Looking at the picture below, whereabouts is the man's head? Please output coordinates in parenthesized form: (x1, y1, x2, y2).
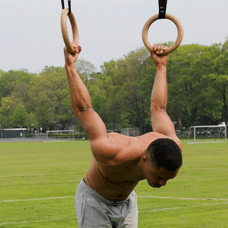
(143, 138, 182, 188)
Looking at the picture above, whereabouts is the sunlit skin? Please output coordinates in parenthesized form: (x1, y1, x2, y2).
(64, 43, 182, 202)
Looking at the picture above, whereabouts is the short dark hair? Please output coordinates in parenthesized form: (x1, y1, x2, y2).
(146, 138, 182, 171)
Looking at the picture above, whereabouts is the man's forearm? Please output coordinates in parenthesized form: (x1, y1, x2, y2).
(150, 64, 167, 111)
(65, 63, 92, 115)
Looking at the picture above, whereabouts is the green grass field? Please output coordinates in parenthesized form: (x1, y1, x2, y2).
(1, 140, 228, 227)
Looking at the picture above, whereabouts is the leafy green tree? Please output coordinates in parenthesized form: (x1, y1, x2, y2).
(27, 66, 75, 130)
(11, 105, 28, 127)
(0, 42, 227, 132)
(75, 59, 97, 81)
(99, 48, 151, 134)
(0, 70, 35, 101)
(26, 112, 39, 130)
(0, 70, 4, 77)
(167, 44, 223, 127)
(98, 61, 124, 131)
(102, 59, 129, 131)
(0, 97, 15, 128)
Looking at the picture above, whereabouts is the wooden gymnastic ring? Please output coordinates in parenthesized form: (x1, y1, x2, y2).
(61, 9, 79, 54)
(142, 13, 183, 55)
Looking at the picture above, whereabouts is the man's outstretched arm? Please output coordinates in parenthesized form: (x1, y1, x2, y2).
(64, 44, 107, 141)
(150, 45, 181, 148)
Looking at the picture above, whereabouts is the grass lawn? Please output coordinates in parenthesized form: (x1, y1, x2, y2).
(0, 140, 228, 227)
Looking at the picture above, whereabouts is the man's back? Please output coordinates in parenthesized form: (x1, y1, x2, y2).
(85, 131, 180, 201)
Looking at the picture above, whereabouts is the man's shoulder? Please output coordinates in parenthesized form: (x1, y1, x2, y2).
(137, 132, 162, 143)
(138, 132, 182, 150)
(90, 132, 132, 164)
(107, 132, 151, 150)
(106, 132, 159, 151)
(90, 132, 147, 166)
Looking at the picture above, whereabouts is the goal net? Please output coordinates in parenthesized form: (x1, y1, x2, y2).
(46, 130, 75, 140)
(187, 124, 227, 144)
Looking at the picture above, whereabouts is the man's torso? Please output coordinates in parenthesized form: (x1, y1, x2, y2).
(84, 132, 168, 201)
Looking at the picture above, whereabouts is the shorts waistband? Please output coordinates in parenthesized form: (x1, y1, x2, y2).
(79, 178, 134, 206)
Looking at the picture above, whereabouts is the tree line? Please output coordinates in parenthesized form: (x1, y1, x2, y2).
(0, 41, 227, 134)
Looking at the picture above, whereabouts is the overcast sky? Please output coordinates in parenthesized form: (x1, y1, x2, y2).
(0, 0, 227, 73)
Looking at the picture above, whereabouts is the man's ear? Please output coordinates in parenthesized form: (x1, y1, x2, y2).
(142, 153, 148, 162)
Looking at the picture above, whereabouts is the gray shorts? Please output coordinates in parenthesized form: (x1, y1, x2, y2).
(75, 179, 138, 228)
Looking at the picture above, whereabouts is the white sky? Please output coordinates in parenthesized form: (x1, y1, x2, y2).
(0, 0, 227, 73)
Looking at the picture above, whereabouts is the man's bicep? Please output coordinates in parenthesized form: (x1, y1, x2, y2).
(77, 109, 107, 141)
(151, 109, 176, 137)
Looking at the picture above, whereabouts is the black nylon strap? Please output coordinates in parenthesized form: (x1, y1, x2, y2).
(68, 0, 71, 14)
(158, 0, 168, 19)
(61, 0, 71, 14)
(61, 0, 65, 10)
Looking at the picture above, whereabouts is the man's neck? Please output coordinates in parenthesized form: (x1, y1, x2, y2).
(135, 156, 147, 181)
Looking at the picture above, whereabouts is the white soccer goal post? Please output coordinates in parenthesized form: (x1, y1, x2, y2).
(46, 130, 75, 140)
(187, 123, 227, 144)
